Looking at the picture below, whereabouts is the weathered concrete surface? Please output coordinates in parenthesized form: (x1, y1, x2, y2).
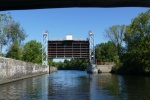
(0, 57, 52, 85)
(97, 65, 114, 73)
(86, 64, 98, 73)
(49, 66, 57, 73)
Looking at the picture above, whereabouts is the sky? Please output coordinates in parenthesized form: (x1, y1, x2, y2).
(2, 7, 149, 45)
(1, 7, 149, 61)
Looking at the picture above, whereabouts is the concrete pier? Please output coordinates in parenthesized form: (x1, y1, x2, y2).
(86, 64, 98, 73)
(97, 65, 114, 73)
(49, 66, 57, 73)
(86, 64, 114, 73)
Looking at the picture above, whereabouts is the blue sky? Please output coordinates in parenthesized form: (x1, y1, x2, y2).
(1, 7, 149, 61)
(2, 7, 148, 45)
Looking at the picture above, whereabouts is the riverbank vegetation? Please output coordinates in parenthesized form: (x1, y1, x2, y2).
(102, 9, 150, 75)
(0, 13, 42, 64)
(119, 9, 150, 75)
(48, 58, 88, 70)
(0, 9, 150, 75)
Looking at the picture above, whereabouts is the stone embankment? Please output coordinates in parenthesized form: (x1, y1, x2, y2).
(0, 57, 57, 85)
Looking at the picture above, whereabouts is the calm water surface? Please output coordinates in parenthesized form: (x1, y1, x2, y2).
(0, 70, 150, 100)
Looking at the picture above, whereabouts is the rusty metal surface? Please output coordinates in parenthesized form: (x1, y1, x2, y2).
(48, 40, 89, 58)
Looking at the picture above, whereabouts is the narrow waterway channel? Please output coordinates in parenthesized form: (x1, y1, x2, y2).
(0, 70, 150, 100)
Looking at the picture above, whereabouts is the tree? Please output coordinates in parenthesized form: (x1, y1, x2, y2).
(105, 25, 126, 56)
(6, 42, 23, 60)
(55, 58, 88, 70)
(0, 13, 12, 55)
(56, 61, 64, 69)
(95, 41, 118, 62)
(4, 20, 27, 60)
(120, 9, 150, 74)
(48, 58, 54, 66)
(3, 20, 27, 45)
(63, 59, 70, 69)
(48, 58, 58, 67)
(124, 10, 150, 51)
(22, 40, 42, 64)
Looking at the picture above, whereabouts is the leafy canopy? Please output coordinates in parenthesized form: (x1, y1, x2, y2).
(23, 40, 42, 64)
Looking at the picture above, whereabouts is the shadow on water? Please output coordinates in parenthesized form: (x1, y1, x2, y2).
(119, 75, 150, 100)
(1, 70, 150, 100)
(0, 74, 49, 100)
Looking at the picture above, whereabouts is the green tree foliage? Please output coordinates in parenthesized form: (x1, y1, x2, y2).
(3, 20, 27, 45)
(120, 9, 150, 75)
(0, 13, 12, 55)
(48, 58, 59, 67)
(63, 59, 70, 69)
(95, 41, 118, 62)
(22, 40, 42, 64)
(48, 58, 54, 66)
(4, 20, 27, 60)
(56, 61, 64, 69)
(69, 59, 88, 70)
(6, 42, 23, 60)
(53, 58, 88, 70)
(105, 25, 126, 56)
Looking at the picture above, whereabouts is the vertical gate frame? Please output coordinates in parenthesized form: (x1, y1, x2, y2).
(89, 30, 95, 64)
(42, 31, 48, 65)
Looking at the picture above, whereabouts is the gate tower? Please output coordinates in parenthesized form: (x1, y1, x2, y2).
(42, 31, 48, 65)
(88, 30, 95, 64)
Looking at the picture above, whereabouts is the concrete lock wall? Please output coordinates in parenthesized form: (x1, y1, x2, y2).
(0, 57, 56, 85)
(97, 65, 114, 73)
(50, 67, 57, 73)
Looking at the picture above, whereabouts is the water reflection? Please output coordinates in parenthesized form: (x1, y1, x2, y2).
(121, 76, 150, 100)
(47, 71, 90, 100)
(89, 73, 119, 100)
(0, 75, 49, 100)
(0, 71, 150, 100)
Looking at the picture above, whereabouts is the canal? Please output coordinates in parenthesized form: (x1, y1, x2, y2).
(0, 70, 150, 100)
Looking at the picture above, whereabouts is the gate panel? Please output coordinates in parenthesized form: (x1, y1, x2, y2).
(48, 40, 89, 58)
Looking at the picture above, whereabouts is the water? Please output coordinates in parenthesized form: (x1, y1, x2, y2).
(0, 70, 150, 100)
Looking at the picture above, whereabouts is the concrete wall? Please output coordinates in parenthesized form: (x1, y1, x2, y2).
(0, 57, 56, 85)
(49, 66, 57, 73)
(97, 65, 114, 73)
